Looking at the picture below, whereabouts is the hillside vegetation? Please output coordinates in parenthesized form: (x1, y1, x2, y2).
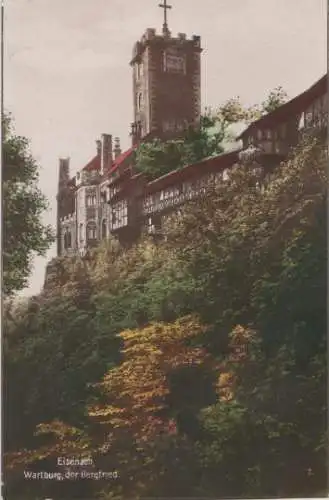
(4, 128, 327, 498)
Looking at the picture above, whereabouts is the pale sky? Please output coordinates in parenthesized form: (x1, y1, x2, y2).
(5, 0, 327, 296)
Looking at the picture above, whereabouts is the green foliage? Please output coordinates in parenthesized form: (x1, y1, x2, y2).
(4, 110, 325, 498)
(135, 110, 229, 182)
(261, 86, 289, 113)
(3, 113, 54, 296)
(135, 88, 288, 182)
(135, 101, 249, 181)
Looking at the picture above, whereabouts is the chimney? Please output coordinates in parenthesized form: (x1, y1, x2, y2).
(96, 139, 101, 156)
(58, 157, 70, 190)
(114, 137, 122, 159)
(100, 134, 113, 176)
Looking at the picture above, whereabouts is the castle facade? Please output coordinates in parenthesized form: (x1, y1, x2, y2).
(56, 7, 327, 257)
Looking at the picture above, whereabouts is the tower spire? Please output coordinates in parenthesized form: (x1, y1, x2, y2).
(158, 0, 172, 36)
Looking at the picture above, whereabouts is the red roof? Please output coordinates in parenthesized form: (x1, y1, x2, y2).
(238, 74, 327, 139)
(82, 155, 101, 172)
(109, 147, 136, 175)
(80, 146, 135, 176)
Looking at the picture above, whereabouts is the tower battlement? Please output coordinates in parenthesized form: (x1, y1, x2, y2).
(130, 3, 202, 145)
(131, 29, 202, 65)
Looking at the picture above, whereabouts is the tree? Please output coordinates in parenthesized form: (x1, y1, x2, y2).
(3, 114, 54, 295)
(8, 88, 324, 500)
(5, 315, 215, 499)
(164, 133, 327, 497)
(261, 86, 288, 113)
(89, 315, 214, 442)
(135, 111, 229, 181)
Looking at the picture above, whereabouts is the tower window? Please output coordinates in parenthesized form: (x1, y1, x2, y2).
(137, 92, 143, 111)
(163, 50, 186, 74)
(136, 62, 143, 80)
(79, 223, 84, 242)
(163, 119, 185, 133)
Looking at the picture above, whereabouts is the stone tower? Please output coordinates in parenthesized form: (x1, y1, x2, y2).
(130, 1, 202, 145)
(56, 157, 74, 256)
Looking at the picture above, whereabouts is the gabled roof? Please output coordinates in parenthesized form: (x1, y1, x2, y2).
(109, 146, 136, 175)
(82, 155, 101, 172)
(238, 74, 327, 140)
(80, 146, 135, 176)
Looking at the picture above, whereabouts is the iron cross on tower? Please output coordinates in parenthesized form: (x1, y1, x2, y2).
(159, 0, 172, 35)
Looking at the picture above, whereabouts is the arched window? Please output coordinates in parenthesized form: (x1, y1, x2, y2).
(137, 92, 143, 111)
(102, 219, 107, 239)
(63, 231, 68, 250)
(136, 62, 143, 80)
